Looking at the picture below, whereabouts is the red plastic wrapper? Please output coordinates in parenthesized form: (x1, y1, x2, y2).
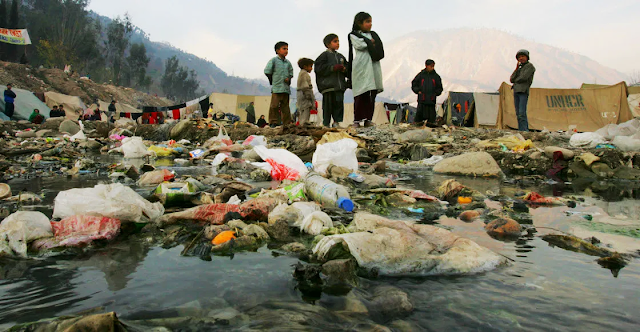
(265, 158, 301, 181)
(51, 215, 121, 247)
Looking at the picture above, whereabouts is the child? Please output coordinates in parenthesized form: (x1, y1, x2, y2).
(411, 59, 443, 127)
(264, 41, 294, 127)
(296, 58, 316, 126)
(510, 49, 535, 132)
(349, 12, 384, 127)
(315, 34, 348, 127)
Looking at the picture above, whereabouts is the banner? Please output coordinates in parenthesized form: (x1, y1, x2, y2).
(0, 28, 31, 45)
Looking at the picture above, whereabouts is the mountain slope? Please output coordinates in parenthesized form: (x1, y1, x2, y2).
(381, 28, 627, 103)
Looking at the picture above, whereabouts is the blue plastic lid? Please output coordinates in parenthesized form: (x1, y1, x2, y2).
(337, 197, 354, 212)
(305, 162, 314, 170)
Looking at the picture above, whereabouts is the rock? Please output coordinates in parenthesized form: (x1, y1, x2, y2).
(315, 212, 507, 276)
(322, 259, 358, 286)
(459, 210, 480, 222)
(528, 151, 543, 160)
(396, 129, 433, 143)
(512, 201, 529, 213)
(433, 152, 502, 177)
(343, 292, 369, 314)
(170, 120, 193, 139)
(35, 129, 53, 137)
(9, 312, 128, 331)
(78, 139, 103, 150)
(59, 120, 81, 135)
(16, 130, 36, 138)
(544, 146, 575, 160)
(406, 144, 432, 161)
(280, 242, 308, 254)
(372, 160, 386, 173)
(227, 220, 248, 229)
(261, 220, 291, 242)
(485, 218, 522, 238)
(76, 158, 95, 170)
(249, 169, 271, 182)
(369, 286, 414, 317)
(243, 224, 270, 241)
(41, 117, 65, 130)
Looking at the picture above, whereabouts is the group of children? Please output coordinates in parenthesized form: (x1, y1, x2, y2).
(264, 12, 385, 128)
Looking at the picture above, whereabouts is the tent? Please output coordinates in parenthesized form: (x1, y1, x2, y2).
(44, 91, 86, 119)
(0, 85, 51, 121)
(443, 92, 474, 126)
(384, 102, 415, 124)
(581, 83, 640, 117)
(470, 92, 500, 128)
(498, 82, 633, 132)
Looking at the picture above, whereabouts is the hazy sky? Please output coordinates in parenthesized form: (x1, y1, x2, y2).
(88, 0, 639, 79)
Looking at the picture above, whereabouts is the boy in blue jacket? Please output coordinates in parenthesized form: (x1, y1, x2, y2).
(264, 41, 294, 127)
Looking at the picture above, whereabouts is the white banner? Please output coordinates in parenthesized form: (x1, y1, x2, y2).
(0, 28, 31, 45)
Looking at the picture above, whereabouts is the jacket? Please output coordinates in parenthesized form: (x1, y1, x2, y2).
(314, 49, 347, 94)
(296, 69, 315, 111)
(264, 56, 294, 94)
(411, 69, 443, 105)
(510, 62, 536, 94)
(108, 103, 117, 114)
(349, 31, 383, 97)
(245, 104, 255, 118)
(4, 89, 16, 103)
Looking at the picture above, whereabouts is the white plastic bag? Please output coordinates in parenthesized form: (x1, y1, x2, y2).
(254, 145, 308, 181)
(243, 135, 267, 147)
(569, 132, 606, 148)
(70, 130, 87, 141)
(120, 137, 150, 159)
(53, 183, 164, 223)
(312, 138, 359, 175)
(268, 202, 320, 226)
(296, 211, 333, 235)
(612, 135, 640, 152)
(0, 211, 53, 257)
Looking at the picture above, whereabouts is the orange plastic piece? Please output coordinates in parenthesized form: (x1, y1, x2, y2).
(212, 231, 236, 245)
(457, 196, 472, 204)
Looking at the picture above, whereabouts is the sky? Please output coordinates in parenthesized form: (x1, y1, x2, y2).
(88, 0, 640, 80)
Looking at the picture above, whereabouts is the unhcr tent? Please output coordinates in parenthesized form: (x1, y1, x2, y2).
(498, 82, 633, 132)
(44, 92, 86, 119)
(0, 85, 51, 121)
(581, 83, 640, 118)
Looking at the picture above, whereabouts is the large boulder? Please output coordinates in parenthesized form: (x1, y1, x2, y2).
(485, 218, 522, 238)
(59, 120, 80, 135)
(313, 213, 507, 276)
(433, 152, 502, 177)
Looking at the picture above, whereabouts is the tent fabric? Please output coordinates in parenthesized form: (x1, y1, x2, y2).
(472, 92, 500, 128)
(581, 83, 640, 95)
(582, 83, 640, 117)
(498, 82, 633, 132)
(0, 85, 51, 120)
(44, 92, 86, 118)
(444, 92, 474, 125)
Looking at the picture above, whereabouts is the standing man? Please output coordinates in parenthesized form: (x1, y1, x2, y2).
(108, 100, 117, 122)
(3, 84, 17, 119)
(510, 49, 536, 132)
(245, 102, 256, 124)
(411, 59, 443, 127)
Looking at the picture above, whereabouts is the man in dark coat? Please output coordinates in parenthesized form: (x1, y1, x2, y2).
(245, 102, 256, 124)
(411, 59, 443, 126)
(3, 83, 17, 118)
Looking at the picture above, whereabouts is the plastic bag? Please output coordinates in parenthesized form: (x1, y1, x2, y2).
(52, 183, 165, 223)
(243, 135, 267, 147)
(268, 202, 320, 226)
(0, 211, 53, 257)
(121, 137, 149, 158)
(138, 169, 175, 186)
(569, 132, 607, 148)
(70, 130, 87, 141)
(254, 145, 308, 181)
(296, 211, 333, 235)
(312, 138, 359, 175)
(52, 215, 121, 247)
(612, 135, 640, 152)
(217, 126, 233, 146)
(148, 145, 176, 157)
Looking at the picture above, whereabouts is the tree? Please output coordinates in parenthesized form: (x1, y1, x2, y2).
(630, 70, 640, 86)
(126, 42, 152, 90)
(161, 56, 200, 101)
(6, 0, 18, 61)
(105, 14, 132, 85)
(36, 39, 76, 68)
(0, 0, 7, 60)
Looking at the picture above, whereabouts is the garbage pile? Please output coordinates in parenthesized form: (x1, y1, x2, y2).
(1, 116, 639, 328)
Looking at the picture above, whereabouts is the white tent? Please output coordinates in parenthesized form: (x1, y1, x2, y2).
(472, 92, 500, 128)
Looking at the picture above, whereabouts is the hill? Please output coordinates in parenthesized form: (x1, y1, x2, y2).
(380, 28, 627, 104)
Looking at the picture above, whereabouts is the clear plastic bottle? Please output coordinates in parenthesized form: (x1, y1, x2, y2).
(304, 172, 354, 212)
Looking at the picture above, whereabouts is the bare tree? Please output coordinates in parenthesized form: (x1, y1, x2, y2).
(630, 70, 640, 86)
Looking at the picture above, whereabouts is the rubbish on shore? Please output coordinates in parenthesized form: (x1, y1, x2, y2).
(51, 215, 121, 247)
(296, 211, 333, 235)
(0, 211, 53, 257)
(304, 172, 354, 212)
(312, 138, 359, 175)
(212, 230, 236, 245)
(254, 145, 308, 181)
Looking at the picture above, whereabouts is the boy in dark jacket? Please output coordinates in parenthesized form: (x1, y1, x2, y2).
(411, 59, 443, 126)
(510, 49, 536, 132)
(315, 34, 348, 127)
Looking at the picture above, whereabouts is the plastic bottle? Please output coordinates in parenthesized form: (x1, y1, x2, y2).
(304, 172, 354, 212)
